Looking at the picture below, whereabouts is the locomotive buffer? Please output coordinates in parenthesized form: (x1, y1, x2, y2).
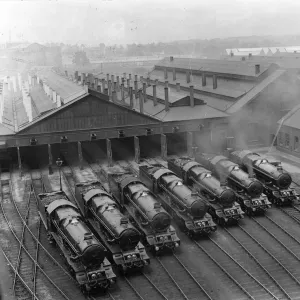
(230, 150, 300, 206)
(107, 168, 180, 253)
(37, 191, 116, 293)
(139, 163, 217, 236)
(75, 181, 150, 274)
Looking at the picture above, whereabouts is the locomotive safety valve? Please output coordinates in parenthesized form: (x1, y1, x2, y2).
(30, 138, 37, 146)
(146, 128, 153, 135)
(118, 130, 125, 138)
(90, 133, 97, 140)
(60, 136, 68, 143)
(172, 126, 180, 133)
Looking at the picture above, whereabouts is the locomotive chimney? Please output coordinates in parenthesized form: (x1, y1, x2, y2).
(255, 64, 260, 74)
(213, 74, 217, 89)
(190, 85, 194, 107)
(164, 87, 169, 111)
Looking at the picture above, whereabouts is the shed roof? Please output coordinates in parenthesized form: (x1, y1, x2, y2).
(155, 57, 272, 78)
(277, 102, 300, 129)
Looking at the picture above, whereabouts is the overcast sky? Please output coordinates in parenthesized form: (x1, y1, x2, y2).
(1, 0, 300, 45)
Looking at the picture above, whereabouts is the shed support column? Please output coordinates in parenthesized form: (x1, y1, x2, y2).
(187, 132, 194, 157)
(106, 138, 113, 167)
(78, 141, 83, 170)
(48, 144, 53, 174)
(161, 134, 167, 159)
(134, 136, 140, 164)
(17, 146, 22, 177)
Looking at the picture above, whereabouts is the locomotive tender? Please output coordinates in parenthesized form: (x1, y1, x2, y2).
(195, 154, 271, 216)
(37, 191, 116, 292)
(75, 181, 150, 274)
(168, 156, 244, 224)
(139, 163, 217, 235)
(107, 168, 180, 252)
(229, 150, 299, 205)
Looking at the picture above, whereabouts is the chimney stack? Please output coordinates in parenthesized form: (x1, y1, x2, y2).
(140, 76, 144, 83)
(153, 84, 157, 106)
(190, 86, 194, 107)
(95, 78, 99, 87)
(127, 78, 130, 89)
(213, 74, 217, 89)
(112, 90, 117, 102)
(104, 88, 108, 95)
(139, 90, 144, 114)
(77, 75, 81, 83)
(113, 81, 117, 91)
(164, 68, 168, 80)
(111, 74, 114, 82)
(57, 95, 61, 107)
(52, 90, 57, 103)
(134, 81, 138, 98)
(65, 70, 68, 77)
(249, 53, 252, 59)
(116, 76, 120, 91)
(255, 64, 260, 74)
(147, 77, 150, 86)
(106, 73, 109, 83)
(123, 72, 126, 79)
(75, 71, 78, 80)
(102, 78, 106, 90)
(129, 87, 133, 108)
(176, 82, 180, 92)
(97, 84, 101, 93)
(134, 74, 138, 81)
(165, 81, 168, 88)
(121, 84, 125, 102)
(143, 82, 147, 102)
(129, 74, 132, 80)
(164, 87, 169, 111)
(186, 71, 190, 83)
(84, 84, 88, 93)
(202, 73, 206, 86)
(173, 69, 176, 81)
(108, 80, 112, 99)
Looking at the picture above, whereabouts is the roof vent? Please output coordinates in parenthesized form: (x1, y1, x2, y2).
(255, 64, 260, 74)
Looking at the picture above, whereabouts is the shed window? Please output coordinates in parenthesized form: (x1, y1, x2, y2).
(294, 136, 299, 151)
(285, 133, 290, 148)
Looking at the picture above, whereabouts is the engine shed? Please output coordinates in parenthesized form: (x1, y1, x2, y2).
(0, 66, 228, 173)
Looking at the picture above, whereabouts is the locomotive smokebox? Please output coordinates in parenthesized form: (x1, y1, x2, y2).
(246, 180, 263, 198)
(119, 228, 140, 250)
(151, 212, 171, 231)
(190, 199, 208, 218)
(81, 244, 106, 266)
(219, 189, 236, 207)
(277, 173, 292, 189)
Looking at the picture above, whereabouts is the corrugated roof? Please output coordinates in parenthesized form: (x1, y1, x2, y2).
(30, 86, 56, 114)
(226, 69, 286, 114)
(156, 57, 272, 78)
(154, 105, 228, 121)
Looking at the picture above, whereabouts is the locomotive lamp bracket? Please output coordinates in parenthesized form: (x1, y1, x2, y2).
(172, 126, 180, 133)
(118, 130, 125, 138)
(90, 133, 97, 141)
(60, 136, 68, 143)
(146, 128, 153, 135)
(30, 138, 37, 146)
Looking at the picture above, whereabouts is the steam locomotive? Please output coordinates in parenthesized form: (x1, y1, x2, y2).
(168, 156, 244, 225)
(107, 167, 180, 252)
(75, 181, 150, 274)
(195, 154, 271, 216)
(139, 163, 217, 235)
(229, 150, 299, 205)
(37, 191, 116, 292)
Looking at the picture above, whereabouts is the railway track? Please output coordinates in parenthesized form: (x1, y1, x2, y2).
(0, 169, 84, 300)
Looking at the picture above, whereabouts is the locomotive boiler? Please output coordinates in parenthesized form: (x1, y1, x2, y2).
(139, 163, 217, 235)
(195, 154, 271, 215)
(75, 181, 150, 273)
(167, 157, 245, 224)
(37, 191, 116, 293)
(107, 169, 180, 252)
(229, 150, 299, 205)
